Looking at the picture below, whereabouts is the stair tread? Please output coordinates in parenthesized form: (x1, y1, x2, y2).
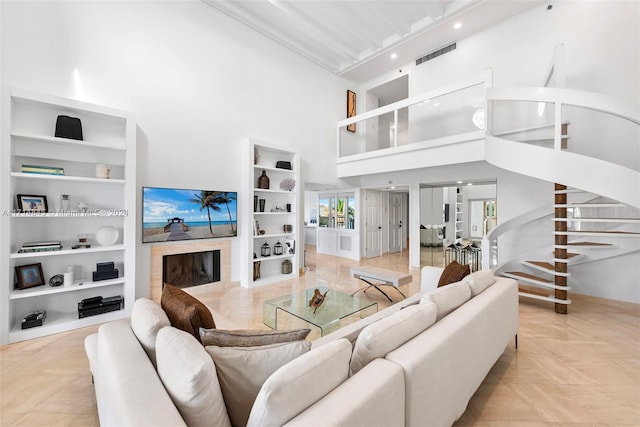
(518, 285, 551, 297)
(506, 271, 552, 283)
(577, 230, 640, 235)
(526, 261, 555, 270)
(567, 242, 613, 246)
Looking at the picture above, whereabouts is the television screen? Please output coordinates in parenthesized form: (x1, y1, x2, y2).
(142, 187, 237, 243)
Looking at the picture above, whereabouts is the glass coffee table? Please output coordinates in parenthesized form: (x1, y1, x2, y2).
(263, 286, 378, 336)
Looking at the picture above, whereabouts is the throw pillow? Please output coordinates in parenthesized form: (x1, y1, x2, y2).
(422, 280, 471, 320)
(199, 328, 311, 347)
(156, 327, 231, 427)
(437, 260, 470, 287)
(247, 339, 352, 427)
(350, 301, 437, 375)
(206, 340, 311, 427)
(130, 298, 171, 366)
(463, 269, 496, 296)
(161, 283, 215, 343)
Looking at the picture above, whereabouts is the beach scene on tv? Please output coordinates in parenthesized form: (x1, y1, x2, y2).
(143, 187, 237, 243)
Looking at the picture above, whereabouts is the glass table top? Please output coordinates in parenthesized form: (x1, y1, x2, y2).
(263, 286, 378, 336)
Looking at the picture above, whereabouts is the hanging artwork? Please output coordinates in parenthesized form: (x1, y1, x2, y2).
(347, 90, 356, 132)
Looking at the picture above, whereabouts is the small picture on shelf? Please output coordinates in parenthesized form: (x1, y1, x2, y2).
(16, 194, 48, 213)
(285, 238, 295, 254)
(15, 263, 45, 290)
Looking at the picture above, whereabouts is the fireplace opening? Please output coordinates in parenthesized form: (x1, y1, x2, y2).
(163, 250, 220, 289)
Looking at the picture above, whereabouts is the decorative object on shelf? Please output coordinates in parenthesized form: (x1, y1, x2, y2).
(16, 194, 48, 213)
(308, 288, 329, 314)
(259, 198, 266, 212)
(254, 195, 258, 212)
(21, 164, 64, 176)
(280, 178, 296, 191)
(95, 164, 111, 179)
(48, 274, 64, 287)
(274, 241, 283, 256)
(283, 224, 293, 233)
(347, 90, 356, 132)
(261, 242, 271, 257)
(64, 265, 74, 286)
(78, 202, 89, 213)
(253, 261, 261, 280)
(96, 226, 119, 246)
(282, 259, 292, 274)
(15, 263, 45, 290)
(275, 161, 292, 170)
(92, 261, 119, 282)
(258, 170, 270, 189)
(285, 238, 295, 254)
(254, 146, 260, 165)
(21, 310, 46, 329)
(55, 115, 83, 140)
(60, 194, 70, 211)
(286, 203, 292, 212)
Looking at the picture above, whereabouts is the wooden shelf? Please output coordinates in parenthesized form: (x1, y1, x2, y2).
(10, 244, 124, 259)
(11, 131, 126, 151)
(11, 172, 125, 184)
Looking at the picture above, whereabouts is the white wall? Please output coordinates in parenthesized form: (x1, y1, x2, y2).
(1, 1, 352, 297)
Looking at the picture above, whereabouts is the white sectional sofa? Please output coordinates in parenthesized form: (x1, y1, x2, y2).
(85, 267, 518, 427)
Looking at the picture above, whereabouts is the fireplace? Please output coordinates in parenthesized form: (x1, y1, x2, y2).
(150, 240, 230, 303)
(163, 250, 220, 289)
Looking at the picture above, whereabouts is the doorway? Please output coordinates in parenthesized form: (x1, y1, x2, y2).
(364, 188, 409, 259)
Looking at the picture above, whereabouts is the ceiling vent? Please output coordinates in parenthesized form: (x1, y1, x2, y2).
(416, 43, 457, 65)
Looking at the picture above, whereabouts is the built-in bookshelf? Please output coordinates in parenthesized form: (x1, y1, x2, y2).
(241, 139, 300, 287)
(0, 88, 136, 344)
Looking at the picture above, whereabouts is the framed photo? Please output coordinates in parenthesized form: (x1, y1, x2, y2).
(347, 90, 356, 133)
(15, 263, 45, 290)
(17, 194, 48, 213)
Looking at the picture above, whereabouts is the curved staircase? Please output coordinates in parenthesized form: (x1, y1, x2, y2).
(483, 85, 640, 314)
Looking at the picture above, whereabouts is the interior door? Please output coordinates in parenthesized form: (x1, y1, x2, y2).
(389, 192, 403, 253)
(365, 190, 382, 258)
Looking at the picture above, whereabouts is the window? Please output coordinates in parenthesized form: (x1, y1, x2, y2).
(319, 192, 355, 229)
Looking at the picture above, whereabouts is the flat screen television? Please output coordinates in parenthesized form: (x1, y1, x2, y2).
(142, 187, 237, 243)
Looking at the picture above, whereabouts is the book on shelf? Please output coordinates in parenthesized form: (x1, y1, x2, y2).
(21, 164, 65, 175)
(18, 241, 62, 253)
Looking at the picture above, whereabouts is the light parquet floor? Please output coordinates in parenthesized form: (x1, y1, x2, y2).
(1, 246, 638, 426)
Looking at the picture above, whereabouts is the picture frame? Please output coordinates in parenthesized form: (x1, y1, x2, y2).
(17, 194, 48, 213)
(347, 90, 356, 132)
(15, 263, 45, 290)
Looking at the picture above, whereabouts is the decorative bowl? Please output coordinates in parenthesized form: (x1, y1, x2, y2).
(95, 226, 119, 246)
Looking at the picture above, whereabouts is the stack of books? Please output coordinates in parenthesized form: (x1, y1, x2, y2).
(21, 164, 65, 176)
(18, 241, 63, 253)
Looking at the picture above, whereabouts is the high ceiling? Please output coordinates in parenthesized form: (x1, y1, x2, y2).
(203, 0, 544, 81)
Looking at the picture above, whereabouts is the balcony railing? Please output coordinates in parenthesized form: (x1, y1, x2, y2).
(336, 71, 493, 162)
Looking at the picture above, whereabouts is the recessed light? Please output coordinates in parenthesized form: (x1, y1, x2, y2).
(433, 102, 440, 107)
(454, 22, 462, 30)
(457, 181, 463, 184)
(467, 183, 473, 186)
(390, 52, 398, 60)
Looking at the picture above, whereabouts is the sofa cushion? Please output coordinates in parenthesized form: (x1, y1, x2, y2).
(156, 327, 231, 427)
(437, 260, 470, 287)
(130, 298, 171, 366)
(350, 301, 437, 375)
(161, 283, 215, 343)
(207, 341, 311, 427)
(200, 328, 310, 347)
(247, 339, 352, 427)
(463, 269, 496, 296)
(423, 280, 472, 320)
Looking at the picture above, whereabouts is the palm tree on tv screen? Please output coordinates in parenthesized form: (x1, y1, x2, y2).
(213, 191, 237, 235)
(190, 191, 220, 235)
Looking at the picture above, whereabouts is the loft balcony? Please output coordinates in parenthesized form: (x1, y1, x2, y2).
(336, 71, 492, 178)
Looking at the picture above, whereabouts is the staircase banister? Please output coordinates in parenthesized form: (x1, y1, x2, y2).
(487, 87, 640, 125)
(486, 204, 553, 241)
